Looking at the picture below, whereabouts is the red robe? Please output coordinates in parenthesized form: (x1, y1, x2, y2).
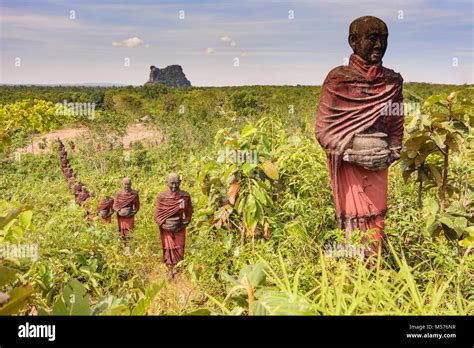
(113, 189, 140, 240)
(154, 190, 193, 267)
(96, 197, 114, 224)
(59, 148, 67, 158)
(63, 167, 74, 179)
(60, 158, 69, 168)
(75, 190, 90, 206)
(67, 177, 76, 190)
(315, 54, 404, 256)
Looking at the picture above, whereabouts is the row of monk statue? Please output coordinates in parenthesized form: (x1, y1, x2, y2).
(56, 15, 405, 273)
(57, 139, 192, 280)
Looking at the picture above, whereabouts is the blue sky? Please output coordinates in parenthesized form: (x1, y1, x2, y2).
(1, 0, 472, 85)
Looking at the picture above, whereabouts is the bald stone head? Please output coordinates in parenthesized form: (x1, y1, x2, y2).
(122, 177, 132, 191)
(166, 173, 181, 192)
(348, 16, 388, 64)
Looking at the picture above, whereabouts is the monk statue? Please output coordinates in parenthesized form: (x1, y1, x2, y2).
(67, 176, 76, 191)
(75, 183, 91, 206)
(63, 166, 74, 180)
(154, 173, 193, 280)
(315, 16, 404, 258)
(69, 140, 76, 151)
(59, 147, 67, 159)
(60, 157, 69, 168)
(113, 178, 140, 242)
(96, 196, 114, 224)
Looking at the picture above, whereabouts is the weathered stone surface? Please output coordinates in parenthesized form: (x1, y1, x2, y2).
(145, 65, 191, 87)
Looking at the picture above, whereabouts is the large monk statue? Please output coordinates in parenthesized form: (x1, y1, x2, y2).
(154, 173, 193, 280)
(113, 178, 140, 242)
(96, 196, 114, 224)
(315, 16, 404, 258)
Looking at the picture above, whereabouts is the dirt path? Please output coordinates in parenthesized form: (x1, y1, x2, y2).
(17, 123, 162, 154)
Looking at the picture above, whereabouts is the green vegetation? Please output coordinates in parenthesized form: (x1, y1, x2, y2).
(0, 83, 472, 315)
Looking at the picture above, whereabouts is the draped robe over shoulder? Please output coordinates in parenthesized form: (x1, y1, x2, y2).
(154, 190, 193, 267)
(96, 197, 114, 223)
(113, 189, 140, 239)
(315, 54, 404, 255)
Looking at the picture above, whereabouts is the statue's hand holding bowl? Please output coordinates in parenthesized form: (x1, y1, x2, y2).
(343, 148, 391, 171)
(388, 146, 401, 164)
(161, 217, 183, 232)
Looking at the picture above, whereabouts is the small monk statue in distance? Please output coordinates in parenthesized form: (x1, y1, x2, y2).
(154, 173, 193, 280)
(113, 178, 140, 243)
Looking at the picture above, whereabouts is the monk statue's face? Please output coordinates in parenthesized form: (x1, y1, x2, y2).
(349, 17, 388, 64)
(167, 178, 180, 192)
(122, 180, 132, 191)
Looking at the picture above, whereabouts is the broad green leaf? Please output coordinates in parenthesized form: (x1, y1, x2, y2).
(19, 210, 32, 228)
(445, 135, 461, 153)
(242, 162, 257, 174)
(252, 184, 268, 206)
(424, 95, 440, 107)
(261, 161, 279, 180)
(440, 213, 455, 229)
(427, 223, 442, 238)
(459, 235, 474, 248)
(427, 165, 442, 186)
(0, 267, 18, 287)
(464, 226, 474, 236)
(261, 133, 271, 151)
(241, 125, 257, 139)
(244, 195, 257, 232)
(93, 295, 130, 315)
(256, 289, 318, 315)
(100, 304, 130, 315)
(132, 281, 164, 315)
(431, 132, 446, 150)
(250, 300, 269, 315)
(452, 121, 469, 135)
(453, 217, 468, 238)
(0, 206, 32, 230)
(423, 197, 439, 216)
(0, 285, 34, 315)
(239, 261, 266, 288)
(53, 279, 91, 315)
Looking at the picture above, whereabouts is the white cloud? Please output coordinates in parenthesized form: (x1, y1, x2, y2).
(112, 37, 150, 48)
(221, 36, 237, 46)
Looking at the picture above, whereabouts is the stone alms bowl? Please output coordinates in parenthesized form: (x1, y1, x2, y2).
(350, 132, 389, 152)
(118, 206, 132, 217)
